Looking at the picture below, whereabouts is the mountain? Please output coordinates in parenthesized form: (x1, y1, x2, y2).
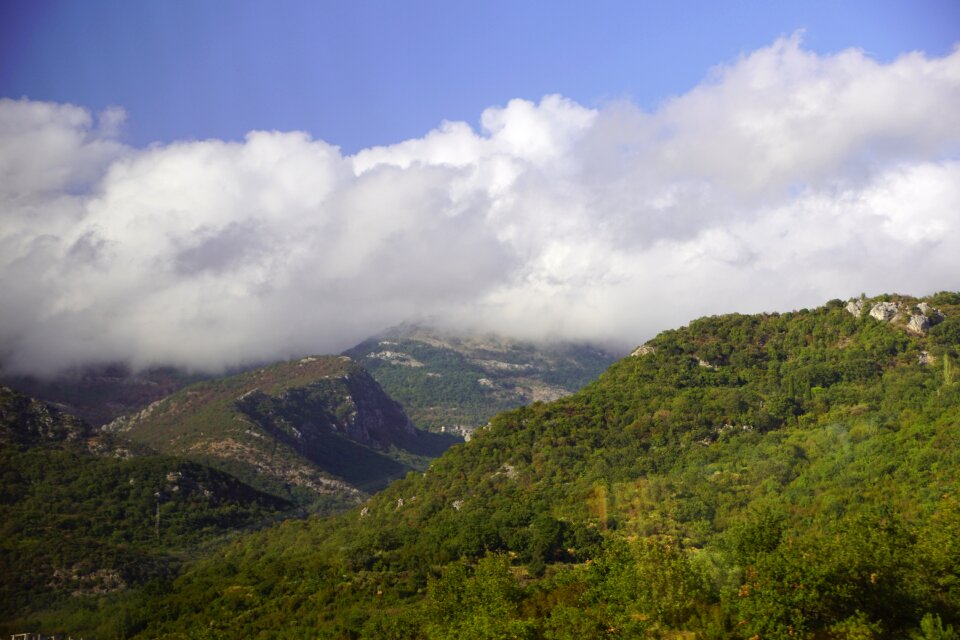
(105, 355, 460, 508)
(2, 382, 97, 446)
(0, 363, 207, 426)
(344, 324, 619, 435)
(8, 292, 959, 638)
(0, 385, 293, 634)
(0, 383, 154, 457)
(94, 292, 959, 640)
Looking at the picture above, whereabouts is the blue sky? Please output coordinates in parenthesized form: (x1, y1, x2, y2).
(2, 0, 958, 152)
(1, 1, 959, 373)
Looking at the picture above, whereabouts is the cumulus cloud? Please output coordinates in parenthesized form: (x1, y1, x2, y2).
(1, 36, 959, 375)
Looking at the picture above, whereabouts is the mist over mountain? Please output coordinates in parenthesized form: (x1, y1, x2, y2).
(9, 291, 953, 638)
(2, 36, 959, 376)
(344, 323, 618, 433)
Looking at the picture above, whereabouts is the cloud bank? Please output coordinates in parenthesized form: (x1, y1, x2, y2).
(2, 35, 960, 375)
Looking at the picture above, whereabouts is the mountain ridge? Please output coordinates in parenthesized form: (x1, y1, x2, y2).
(112, 291, 960, 639)
(0, 364, 208, 427)
(5, 292, 960, 638)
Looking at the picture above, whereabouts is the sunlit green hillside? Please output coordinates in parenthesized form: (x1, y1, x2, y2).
(12, 293, 960, 639)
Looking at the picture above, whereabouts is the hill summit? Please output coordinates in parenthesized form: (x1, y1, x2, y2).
(111, 292, 960, 639)
(6, 293, 960, 639)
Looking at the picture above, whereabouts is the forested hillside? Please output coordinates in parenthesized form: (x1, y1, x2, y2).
(13, 293, 960, 639)
(0, 386, 293, 637)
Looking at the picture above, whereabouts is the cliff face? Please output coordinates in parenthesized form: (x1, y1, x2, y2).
(108, 356, 453, 505)
(235, 365, 416, 452)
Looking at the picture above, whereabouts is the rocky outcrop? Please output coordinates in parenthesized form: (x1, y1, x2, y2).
(0, 384, 93, 446)
(907, 314, 931, 333)
(370, 350, 425, 367)
(631, 344, 657, 357)
(845, 299, 865, 317)
(856, 298, 945, 335)
(903, 302, 944, 334)
(869, 301, 901, 322)
(49, 565, 128, 597)
(0, 384, 142, 457)
(102, 398, 164, 433)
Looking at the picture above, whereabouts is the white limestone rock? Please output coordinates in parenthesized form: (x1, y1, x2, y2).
(908, 314, 930, 333)
(905, 302, 945, 334)
(845, 299, 864, 317)
(869, 302, 900, 322)
(631, 344, 656, 357)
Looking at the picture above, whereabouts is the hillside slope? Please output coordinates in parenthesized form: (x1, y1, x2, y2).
(20, 293, 960, 640)
(0, 386, 292, 634)
(344, 324, 618, 434)
(115, 292, 960, 640)
(108, 355, 459, 507)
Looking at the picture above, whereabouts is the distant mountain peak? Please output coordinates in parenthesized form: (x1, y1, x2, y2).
(344, 325, 619, 433)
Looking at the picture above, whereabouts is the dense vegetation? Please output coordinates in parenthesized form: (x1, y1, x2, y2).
(345, 327, 616, 431)
(0, 387, 293, 637)
(9, 294, 960, 638)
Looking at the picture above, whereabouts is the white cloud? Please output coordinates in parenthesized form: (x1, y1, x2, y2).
(0, 98, 126, 198)
(1, 36, 959, 375)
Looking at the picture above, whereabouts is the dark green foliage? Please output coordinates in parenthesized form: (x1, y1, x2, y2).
(0, 445, 292, 634)
(421, 554, 536, 639)
(10, 294, 960, 639)
(0, 383, 295, 635)
(932, 318, 960, 353)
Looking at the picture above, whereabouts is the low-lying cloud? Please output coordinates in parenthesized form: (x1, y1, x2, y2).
(2, 35, 959, 375)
